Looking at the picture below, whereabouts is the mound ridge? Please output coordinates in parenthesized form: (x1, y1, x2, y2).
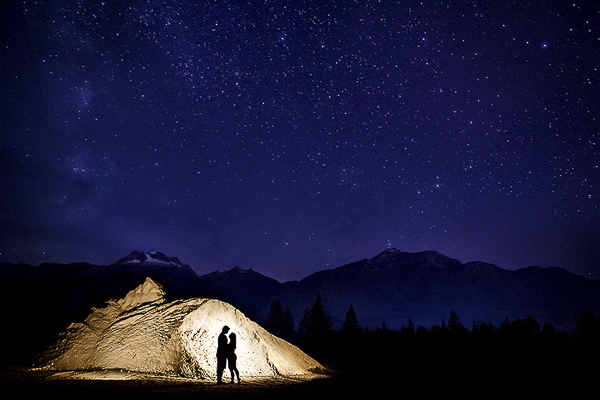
(40, 278, 324, 380)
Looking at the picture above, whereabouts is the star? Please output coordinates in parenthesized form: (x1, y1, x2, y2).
(0, 0, 598, 281)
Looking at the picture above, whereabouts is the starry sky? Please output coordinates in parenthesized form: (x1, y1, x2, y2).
(1, 0, 599, 282)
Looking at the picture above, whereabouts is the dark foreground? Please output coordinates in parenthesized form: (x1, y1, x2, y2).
(1, 369, 339, 400)
(1, 361, 595, 400)
(3, 320, 600, 399)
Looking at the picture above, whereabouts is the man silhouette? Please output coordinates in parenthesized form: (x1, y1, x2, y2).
(216, 325, 230, 384)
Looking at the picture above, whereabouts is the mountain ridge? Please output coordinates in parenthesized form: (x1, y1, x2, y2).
(2, 248, 600, 366)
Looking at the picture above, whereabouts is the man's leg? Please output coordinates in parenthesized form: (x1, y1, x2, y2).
(217, 356, 226, 384)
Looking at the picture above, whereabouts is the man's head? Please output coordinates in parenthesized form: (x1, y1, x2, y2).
(222, 325, 230, 333)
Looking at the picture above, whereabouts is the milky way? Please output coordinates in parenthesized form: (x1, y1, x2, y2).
(1, 1, 598, 281)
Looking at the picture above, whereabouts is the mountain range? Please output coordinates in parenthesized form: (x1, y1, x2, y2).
(2, 248, 600, 365)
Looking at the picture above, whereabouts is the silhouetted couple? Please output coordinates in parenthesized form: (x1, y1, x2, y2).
(216, 325, 240, 384)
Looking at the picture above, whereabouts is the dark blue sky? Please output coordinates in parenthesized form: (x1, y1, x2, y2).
(1, 1, 598, 282)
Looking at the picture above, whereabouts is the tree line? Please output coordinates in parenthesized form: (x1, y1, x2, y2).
(265, 295, 600, 376)
(267, 295, 600, 341)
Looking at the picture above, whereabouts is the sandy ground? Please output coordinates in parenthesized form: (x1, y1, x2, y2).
(2, 364, 591, 399)
(0, 367, 350, 399)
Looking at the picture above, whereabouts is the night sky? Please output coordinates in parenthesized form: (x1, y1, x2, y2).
(1, 1, 598, 282)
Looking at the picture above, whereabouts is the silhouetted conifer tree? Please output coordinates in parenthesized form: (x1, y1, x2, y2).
(266, 299, 295, 340)
(448, 310, 467, 335)
(401, 318, 416, 336)
(299, 295, 333, 339)
(340, 305, 361, 336)
(283, 308, 294, 336)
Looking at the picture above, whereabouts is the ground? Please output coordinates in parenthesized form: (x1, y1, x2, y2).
(1, 358, 594, 399)
(0, 367, 348, 400)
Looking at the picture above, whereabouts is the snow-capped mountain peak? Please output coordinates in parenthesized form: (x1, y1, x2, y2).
(111, 250, 187, 268)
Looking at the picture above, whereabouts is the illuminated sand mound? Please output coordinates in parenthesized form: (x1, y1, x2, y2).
(40, 278, 324, 379)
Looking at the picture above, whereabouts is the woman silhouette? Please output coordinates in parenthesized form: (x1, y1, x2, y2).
(227, 332, 241, 383)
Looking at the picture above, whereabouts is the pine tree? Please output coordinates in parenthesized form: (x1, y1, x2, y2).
(282, 308, 294, 337)
(299, 295, 332, 339)
(340, 305, 361, 336)
(401, 318, 415, 336)
(266, 299, 295, 340)
(448, 310, 467, 335)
